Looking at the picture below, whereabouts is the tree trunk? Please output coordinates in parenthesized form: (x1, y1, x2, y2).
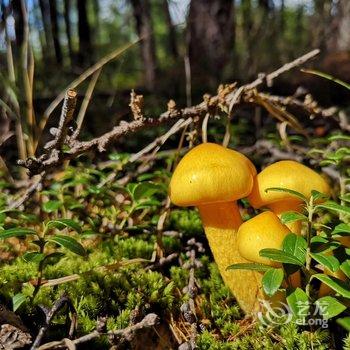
(312, 0, 333, 52)
(77, 0, 92, 66)
(241, 0, 253, 72)
(258, 0, 272, 11)
(162, 0, 178, 60)
(63, 0, 74, 65)
(33, 0, 47, 61)
(187, 0, 235, 91)
(335, 0, 350, 51)
(92, 0, 101, 44)
(130, 0, 157, 92)
(11, 0, 24, 47)
(279, 0, 285, 33)
(49, 0, 62, 64)
(38, 0, 53, 58)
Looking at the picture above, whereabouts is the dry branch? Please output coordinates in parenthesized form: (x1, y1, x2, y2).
(31, 294, 77, 349)
(15, 50, 323, 206)
(36, 313, 159, 350)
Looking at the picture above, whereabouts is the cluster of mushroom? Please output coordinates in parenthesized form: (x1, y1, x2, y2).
(169, 143, 330, 314)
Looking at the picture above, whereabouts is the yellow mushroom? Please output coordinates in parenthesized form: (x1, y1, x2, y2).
(237, 211, 291, 266)
(237, 211, 300, 293)
(169, 143, 264, 314)
(248, 160, 330, 234)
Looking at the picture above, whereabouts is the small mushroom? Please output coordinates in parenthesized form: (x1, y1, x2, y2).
(237, 211, 291, 266)
(237, 211, 300, 290)
(169, 143, 264, 314)
(248, 160, 330, 233)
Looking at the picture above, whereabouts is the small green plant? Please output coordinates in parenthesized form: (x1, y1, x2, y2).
(0, 218, 85, 310)
(228, 187, 350, 330)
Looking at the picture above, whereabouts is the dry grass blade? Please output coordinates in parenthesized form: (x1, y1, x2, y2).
(73, 68, 102, 140)
(301, 68, 350, 91)
(40, 40, 140, 134)
(253, 93, 307, 136)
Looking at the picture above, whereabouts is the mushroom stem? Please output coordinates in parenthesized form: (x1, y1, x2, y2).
(198, 201, 264, 314)
(268, 201, 303, 234)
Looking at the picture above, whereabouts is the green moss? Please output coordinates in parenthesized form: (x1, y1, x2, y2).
(0, 157, 343, 349)
(169, 209, 203, 237)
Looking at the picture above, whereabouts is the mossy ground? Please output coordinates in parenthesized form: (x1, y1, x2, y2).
(0, 154, 346, 349)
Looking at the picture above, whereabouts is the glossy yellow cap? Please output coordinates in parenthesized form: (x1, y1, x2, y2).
(237, 211, 291, 266)
(169, 143, 256, 206)
(248, 160, 330, 208)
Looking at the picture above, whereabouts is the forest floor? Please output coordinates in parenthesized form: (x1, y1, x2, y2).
(0, 52, 349, 350)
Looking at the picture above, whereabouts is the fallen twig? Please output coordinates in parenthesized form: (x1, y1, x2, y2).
(31, 294, 77, 349)
(146, 253, 179, 271)
(9, 173, 45, 209)
(36, 313, 159, 350)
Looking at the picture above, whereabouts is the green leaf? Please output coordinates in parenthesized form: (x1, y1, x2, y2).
(332, 223, 350, 236)
(310, 252, 340, 272)
(126, 183, 138, 199)
(262, 268, 284, 297)
(260, 248, 304, 266)
(282, 233, 307, 264)
(265, 187, 308, 202)
(42, 200, 62, 213)
(315, 296, 347, 319)
(311, 190, 329, 201)
(227, 263, 270, 272)
(280, 211, 307, 225)
(12, 293, 27, 312)
(22, 252, 45, 263)
(316, 201, 350, 216)
(108, 152, 130, 162)
(87, 186, 101, 194)
(134, 199, 161, 210)
(286, 287, 309, 318)
(313, 274, 350, 298)
(133, 182, 161, 201)
(340, 261, 350, 279)
(0, 228, 36, 240)
(310, 236, 340, 252)
(337, 317, 350, 331)
(46, 219, 81, 234)
(48, 235, 86, 257)
(328, 134, 350, 141)
(42, 252, 65, 267)
(137, 173, 155, 181)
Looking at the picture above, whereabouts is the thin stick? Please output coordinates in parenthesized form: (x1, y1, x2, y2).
(36, 313, 158, 350)
(246, 49, 320, 89)
(31, 294, 77, 349)
(53, 90, 77, 149)
(9, 173, 45, 209)
(201, 113, 210, 143)
(129, 118, 191, 163)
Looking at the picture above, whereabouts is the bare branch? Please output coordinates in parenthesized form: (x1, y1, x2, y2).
(36, 313, 159, 350)
(31, 294, 77, 349)
(18, 50, 321, 186)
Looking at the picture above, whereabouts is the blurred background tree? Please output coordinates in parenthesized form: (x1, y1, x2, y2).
(0, 0, 349, 172)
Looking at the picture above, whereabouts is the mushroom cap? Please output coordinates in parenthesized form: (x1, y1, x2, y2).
(169, 143, 256, 207)
(237, 211, 291, 266)
(248, 160, 330, 209)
